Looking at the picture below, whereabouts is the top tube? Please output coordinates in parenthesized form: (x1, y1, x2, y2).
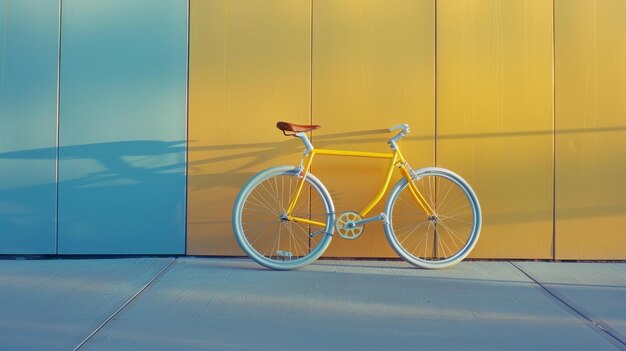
(294, 123, 410, 152)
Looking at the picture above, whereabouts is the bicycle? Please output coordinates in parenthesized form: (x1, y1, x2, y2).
(232, 122, 481, 270)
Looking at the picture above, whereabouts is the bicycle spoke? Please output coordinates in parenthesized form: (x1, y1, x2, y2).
(248, 222, 277, 247)
(260, 179, 279, 204)
(397, 222, 428, 247)
(419, 222, 433, 258)
(286, 222, 310, 256)
(441, 206, 472, 218)
(248, 192, 278, 215)
(436, 227, 455, 258)
(438, 214, 472, 223)
(437, 181, 454, 212)
(394, 221, 429, 234)
(242, 219, 279, 224)
(437, 220, 469, 248)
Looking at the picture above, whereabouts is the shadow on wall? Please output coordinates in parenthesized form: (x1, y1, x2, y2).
(1, 140, 185, 187)
(0, 140, 186, 250)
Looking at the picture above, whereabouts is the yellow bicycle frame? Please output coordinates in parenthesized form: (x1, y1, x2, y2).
(285, 147, 436, 228)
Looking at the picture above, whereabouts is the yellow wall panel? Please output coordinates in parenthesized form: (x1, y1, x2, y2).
(187, 0, 311, 255)
(187, 0, 624, 260)
(437, 0, 554, 258)
(555, 0, 626, 259)
(312, 0, 435, 257)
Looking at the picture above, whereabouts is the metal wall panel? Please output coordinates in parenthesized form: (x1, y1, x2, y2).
(0, 0, 59, 254)
(555, 0, 626, 259)
(187, 0, 311, 255)
(312, 0, 435, 257)
(58, 0, 187, 254)
(437, 0, 554, 258)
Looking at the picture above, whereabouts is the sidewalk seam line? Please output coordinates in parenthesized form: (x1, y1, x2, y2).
(510, 261, 626, 350)
(73, 257, 177, 351)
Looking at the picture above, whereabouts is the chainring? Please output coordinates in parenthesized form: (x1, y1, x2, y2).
(335, 211, 364, 240)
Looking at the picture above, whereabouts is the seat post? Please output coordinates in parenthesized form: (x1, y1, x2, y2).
(295, 132, 314, 154)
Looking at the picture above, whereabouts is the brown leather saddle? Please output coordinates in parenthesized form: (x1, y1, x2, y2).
(276, 121, 321, 136)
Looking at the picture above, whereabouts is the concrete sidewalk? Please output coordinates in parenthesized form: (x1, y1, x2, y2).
(0, 258, 624, 351)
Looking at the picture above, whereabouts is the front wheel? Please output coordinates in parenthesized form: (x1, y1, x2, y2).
(384, 167, 481, 269)
(232, 166, 335, 270)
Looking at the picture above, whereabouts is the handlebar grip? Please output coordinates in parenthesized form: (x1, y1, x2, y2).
(389, 124, 409, 133)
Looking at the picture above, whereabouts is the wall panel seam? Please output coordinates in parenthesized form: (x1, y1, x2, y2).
(309, 0, 314, 250)
(552, 0, 557, 260)
(434, 0, 438, 167)
(309, 0, 313, 128)
(184, 0, 190, 255)
(55, 0, 63, 255)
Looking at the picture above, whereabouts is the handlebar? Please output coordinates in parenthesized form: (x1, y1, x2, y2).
(388, 123, 409, 149)
(389, 124, 410, 133)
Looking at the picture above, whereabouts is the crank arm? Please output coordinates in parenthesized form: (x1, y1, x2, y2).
(348, 212, 388, 228)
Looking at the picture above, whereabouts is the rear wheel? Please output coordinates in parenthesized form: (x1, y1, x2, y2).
(232, 166, 335, 270)
(384, 167, 481, 269)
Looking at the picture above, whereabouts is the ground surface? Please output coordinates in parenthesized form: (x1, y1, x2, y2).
(0, 257, 624, 351)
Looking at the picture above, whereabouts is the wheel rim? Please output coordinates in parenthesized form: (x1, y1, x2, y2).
(238, 172, 331, 265)
(389, 171, 478, 264)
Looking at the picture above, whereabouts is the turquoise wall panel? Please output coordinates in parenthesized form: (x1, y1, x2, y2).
(0, 0, 59, 254)
(58, 0, 188, 254)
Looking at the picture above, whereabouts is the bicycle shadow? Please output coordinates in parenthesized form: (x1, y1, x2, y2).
(0, 140, 187, 253)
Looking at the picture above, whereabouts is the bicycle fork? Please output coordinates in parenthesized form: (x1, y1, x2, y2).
(397, 161, 436, 217)
(398, 162, 441, 256)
